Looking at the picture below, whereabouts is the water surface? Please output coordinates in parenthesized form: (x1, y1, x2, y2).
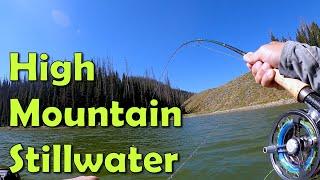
(0, 104, 305, 179)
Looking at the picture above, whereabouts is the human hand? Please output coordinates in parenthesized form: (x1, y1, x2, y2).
(243, 41, 285, 88)
(66, 176, 99, 180)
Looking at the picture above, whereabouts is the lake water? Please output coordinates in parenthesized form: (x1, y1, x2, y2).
(0, 104, 305, 180)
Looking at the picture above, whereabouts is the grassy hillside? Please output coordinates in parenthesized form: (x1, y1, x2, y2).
(184, 22, 320, 115)
(183, 72, 293, 114)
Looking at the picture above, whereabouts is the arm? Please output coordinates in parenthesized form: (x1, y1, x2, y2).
(279, 41, 320, 91)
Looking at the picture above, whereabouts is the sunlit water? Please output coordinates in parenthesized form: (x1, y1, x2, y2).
(0, 104, 305, 180)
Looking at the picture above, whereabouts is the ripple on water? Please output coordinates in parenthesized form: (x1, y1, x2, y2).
(0, 104, 301, 179)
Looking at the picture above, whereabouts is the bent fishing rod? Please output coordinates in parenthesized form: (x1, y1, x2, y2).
(176, 39, 313, 102)
(175, 39, 320, 180)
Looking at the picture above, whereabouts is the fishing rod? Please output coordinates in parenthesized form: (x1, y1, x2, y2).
(170, 39, 246, 58)
(172, 39, 311, 101)
(172, 39, 320, 179)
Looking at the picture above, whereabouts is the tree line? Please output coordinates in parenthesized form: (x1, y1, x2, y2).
(271, 21, 320, 47)
(0, 62, 192, 126)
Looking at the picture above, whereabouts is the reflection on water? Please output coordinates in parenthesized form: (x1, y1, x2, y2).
(0, 103, 305, 180)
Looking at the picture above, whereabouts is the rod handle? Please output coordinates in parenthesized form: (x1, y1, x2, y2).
(273, 69, 310, 101)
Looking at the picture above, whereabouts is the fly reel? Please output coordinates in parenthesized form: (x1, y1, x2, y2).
(264, 87, 320, 179)
(264, 109, 320, 179)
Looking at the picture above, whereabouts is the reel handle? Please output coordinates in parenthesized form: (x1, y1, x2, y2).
(273, 69, 310, 101)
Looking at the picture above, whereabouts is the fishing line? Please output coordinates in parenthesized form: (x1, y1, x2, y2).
(152, 39, 248, 179)
(263, 169, 274, 180)
(198, 44, 244, 61)
(158, 39, 320, 179)
(151, 39, 247, 100)
(167, 129, 213, 180)
(167, 115, 225, 179)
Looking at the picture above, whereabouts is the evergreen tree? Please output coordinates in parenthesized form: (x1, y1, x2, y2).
(0, 62, 192, 126)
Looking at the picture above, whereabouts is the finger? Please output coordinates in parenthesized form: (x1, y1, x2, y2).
(243, 52, 254, 63)
(252, 61, 262, 76)
(255, 63, 272, 84)
(69, 176, 99, 180)
(244, 51, 261, 64)
(246, 63, 252, 70)
(261, 69, 275, 87)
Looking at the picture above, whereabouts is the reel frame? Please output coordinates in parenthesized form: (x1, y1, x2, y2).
(263, 86, 320, 179)
(266, 109, 320, 179)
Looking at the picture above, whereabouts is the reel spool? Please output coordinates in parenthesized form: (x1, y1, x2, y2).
(264, 109, 320, 179)
(261, 70, 320, 179)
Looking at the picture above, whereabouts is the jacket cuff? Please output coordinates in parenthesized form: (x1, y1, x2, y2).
(279, 41, 299, 78)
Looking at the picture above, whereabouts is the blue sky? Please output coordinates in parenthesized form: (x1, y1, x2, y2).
(0, 0, 319, 92)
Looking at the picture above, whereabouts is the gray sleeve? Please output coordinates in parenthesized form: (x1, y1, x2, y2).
(279, 41, 320, 92)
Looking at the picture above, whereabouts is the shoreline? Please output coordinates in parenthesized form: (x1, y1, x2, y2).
(183, 98, 296, 118)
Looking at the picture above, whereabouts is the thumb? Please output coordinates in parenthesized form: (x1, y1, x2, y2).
(243, 52, 253, 63)
(243, 51, 261, 64)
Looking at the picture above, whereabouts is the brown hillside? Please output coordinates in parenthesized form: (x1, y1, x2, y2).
(183, 73, 293, 114)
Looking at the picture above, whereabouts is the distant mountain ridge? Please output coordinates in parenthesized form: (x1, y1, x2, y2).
(183, 72, 293, 114)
